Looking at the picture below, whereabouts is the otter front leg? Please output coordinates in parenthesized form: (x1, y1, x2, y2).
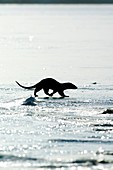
(34, 87, 42, 97)
(43, 88, 56, 97)
(34, 88, 38, 97)
(49, 90, 57, 96)
(43, 88, 52, 96)
(58, 90, 69, 97)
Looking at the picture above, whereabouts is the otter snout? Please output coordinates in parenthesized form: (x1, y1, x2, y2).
(72, 84, 78, 89)
(74, 85, 78, 89)
(68, 83, 78, 89)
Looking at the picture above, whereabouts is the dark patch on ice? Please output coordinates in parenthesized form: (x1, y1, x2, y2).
(95, 128, 112, 132)
(0, 153, 113, 168)
(34, 158, 113, 167)
(93, 123, 113, 132)
(22, 96, 37, 106)
(102, 109, 113, 114)
(96, 150, 113, 155)
(0, 154, 38, 161)
(49, 139, 113, 144)
(94, 123, 113, 127)
(92, 82, 97, 84)
(71, 159, 112, 165)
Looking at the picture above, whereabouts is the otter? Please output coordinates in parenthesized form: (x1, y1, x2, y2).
(16, 78, 77, 97)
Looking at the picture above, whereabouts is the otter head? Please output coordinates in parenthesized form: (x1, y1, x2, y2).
(63, 83, 78, 90)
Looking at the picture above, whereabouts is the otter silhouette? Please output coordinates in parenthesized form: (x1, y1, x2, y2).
(16, 78, 77, 97)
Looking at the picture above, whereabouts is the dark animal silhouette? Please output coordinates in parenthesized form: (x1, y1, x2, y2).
(16, 78, 77, 97)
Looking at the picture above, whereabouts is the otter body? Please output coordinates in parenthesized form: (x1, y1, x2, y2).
(16, 78, 77, 97)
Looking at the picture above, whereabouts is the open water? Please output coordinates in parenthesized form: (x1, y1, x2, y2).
(0, 4, 113, 170)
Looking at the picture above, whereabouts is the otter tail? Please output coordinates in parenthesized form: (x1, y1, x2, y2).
(16, 81, 37, 89)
